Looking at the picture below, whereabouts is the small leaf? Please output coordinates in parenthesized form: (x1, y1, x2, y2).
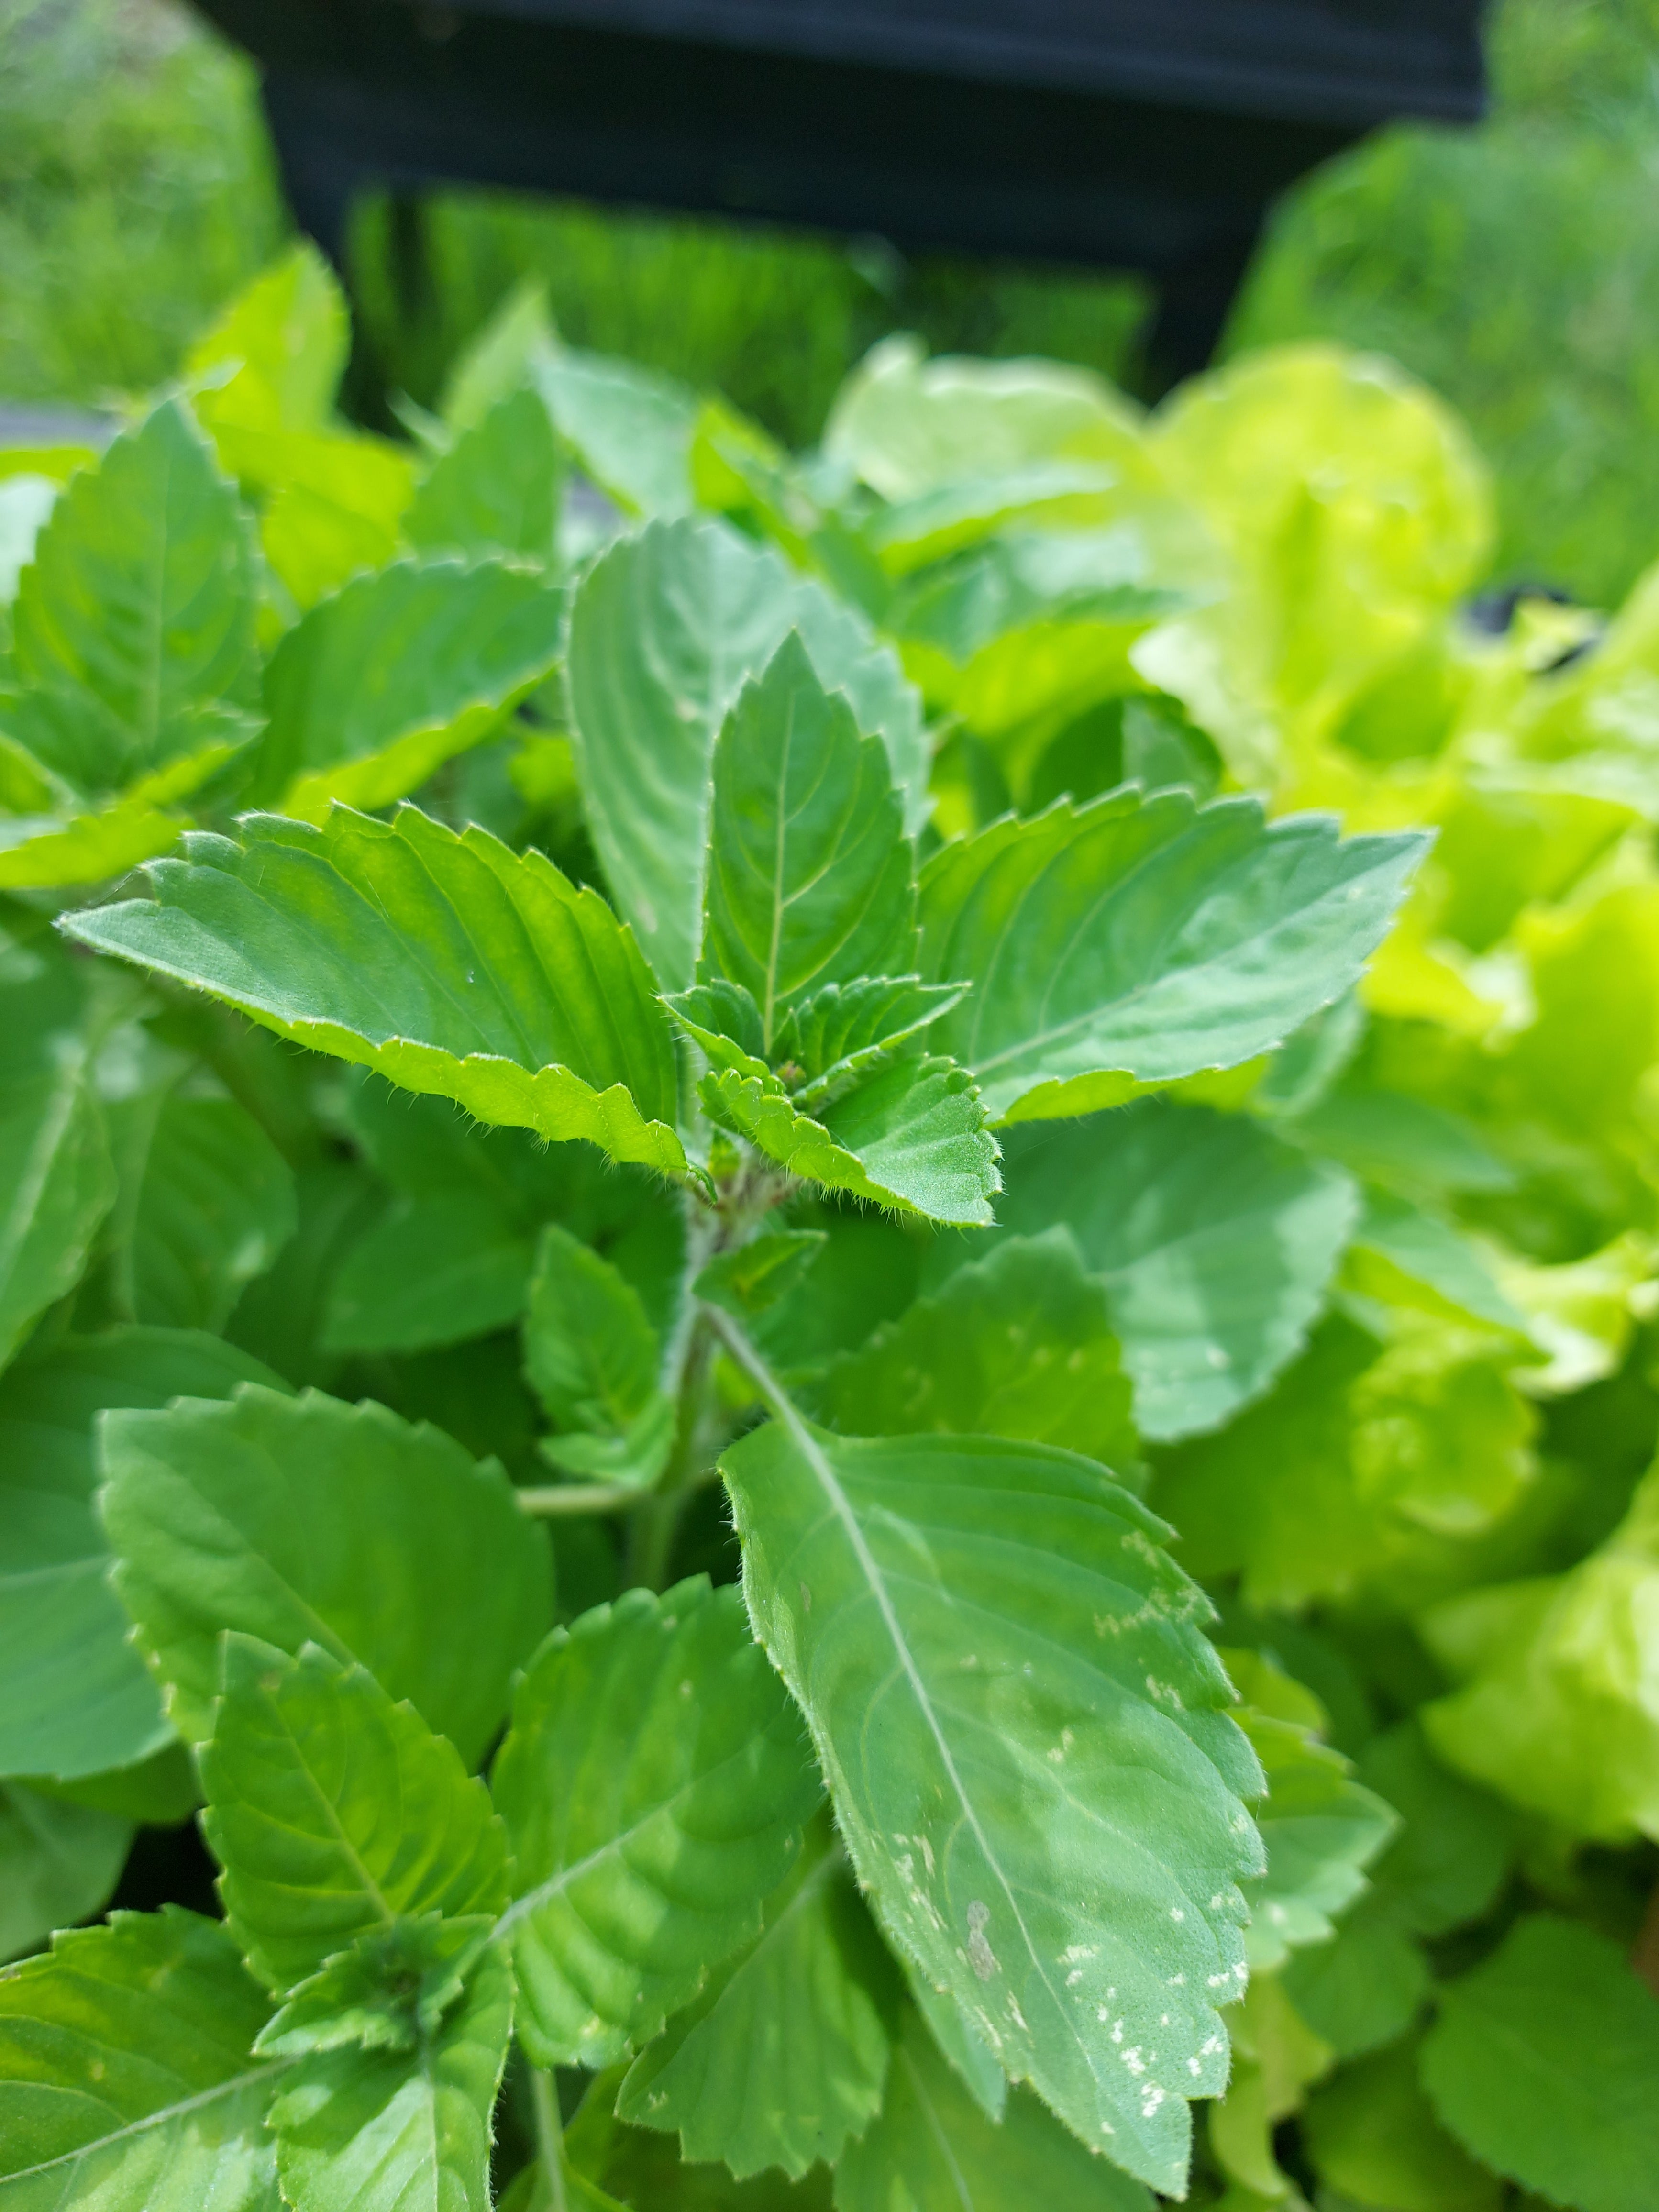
(406, 388, 562, 561)
(1352, 1721, 1515, 1940)
(566, 516, 927, 991)
(492, 1578, 820, 2068)
(255, 1913, 496, 2057)
(774, 976, 968, 1107)
(524, 1223, 671, 1485)
(249, 558, 565, 820)
(0, 1783, 130, 1966)
(699, 635, 917, 1047)
(1421, 1915, 1659, 2212)
(203, 1637, 508, 1996)
(0, 1325, 281, 1781)
(270, 1937, 512, 2212)
(99, 1382, 552, 1764)
(533, 346, 698, 517)
(1304, 2039, 1501, 2212)
(721, 1414, 1263, 2193)
(64, 804, 694, 1184)
(1279, 1898, 1431, 2062)
(813, 1230, 1135, 1467)
(7, 399, 256, 799)
(0, 798, 187, 891)
(693, 1231, 828, 1319)
(700, 1056, 999, 1228)
(186, 243, 348, 439)
(918, 791, 1425, 1123)
(832, 2004, 1152, 2212)
(0, 1907, 283, 2210)
(617, 1817, 892, 2179)
(997, 1102, 1358, 1441)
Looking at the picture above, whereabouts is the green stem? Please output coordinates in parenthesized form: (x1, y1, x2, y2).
(530, 2065, 569, 2212)
(515, 1481, 646, 1518)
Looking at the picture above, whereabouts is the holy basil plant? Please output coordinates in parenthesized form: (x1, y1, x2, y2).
(2, 251, 1658, 2212)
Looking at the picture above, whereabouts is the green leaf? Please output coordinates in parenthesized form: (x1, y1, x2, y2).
(103, 1089, 296, 1334)
(0, 1907, 283, 2210)
(1279, 1084, 1515, 1203)
(719, 1406, 1264, 2194)
(812, 1231, 1135, 1468)
(1421, 1915, 1659, 2212)
(322, 1191, 534, 1356)
(1352, 1722, 1515, 1939)
(202, 1637, 508, 1996)
(0, 1783, 130, 1964)
(99, 1382, 552, 1764)
(1279, 1897, 1431, 2062)
(617, 1817, 892, 2179)
(0, 1325, 281, 1781)
(0, 798, 187, 891)
(492, 1577, 820, 2069)
(259, 477, 403, 614)
(249, 558, 565, 820)
(256, 1916, 493, 2059)
(700, 635, 918, 1047)
(773, 977, 968, 1108)
(1344, 1188, 1527, 1334)
(918, 791, 1425, 1123)
(63, 805, 694, 1185)
(5, 399, 256, 800)
(269, 1937, 512, 2212)
(831, 2004, 1152, 2212)
(693, 1230, 827, 1320)
(699, 1055, 999, 1228)
(440, 279, 553, 432)
(186, 243, 348, 440)
(1304, 2039, 1502, 2212)
(0, 951, 116, 1370)
(565, 516, 927, 990)
(524, 1222, 672, 1487)
(997, 1102, 1357, 1441)
(406, 388, 562, 561)
(533, 347, 699, 518)
(907, 1970, 1008, 2123)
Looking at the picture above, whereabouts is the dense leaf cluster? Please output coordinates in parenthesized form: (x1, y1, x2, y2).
(1, 249, 1658, 2212)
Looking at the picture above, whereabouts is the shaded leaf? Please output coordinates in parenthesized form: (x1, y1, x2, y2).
(721, 1412, 1263, 2192)
(0, 996, 115, 1372)
(1280, 1897, 1431, 2062)
(322, 1191, 534, 1356)
(492, 1578, 820, 2068)
(100, 1382, 552, 1764)
(565, 516, 927, 991)
(693, 1231, 827, 1320)
(1304, 2038, 1501, 2212)
(918, 791, 1424, 1124)
(406, 388, 561, 561)
(0, 1784, 130, 1965)
(203, 1637, 508, 1995)
(524, 1222, 672, 1486)
(64, 805, 694, 1183)
(0, 1908, 283, 2210)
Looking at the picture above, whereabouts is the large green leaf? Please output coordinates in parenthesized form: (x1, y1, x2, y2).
(918, 792, 1424, 1123)
(996, 1103, 1357, 1441)
(719, 1402, 1264, 2194)
(249, 558, 565, 819)
(0, 1908, 284, 2211)
(269, 1939, 512, 2212)
(99, 1382, 552, 1765)
(700, 635, 917, 1046)
(102, 1089, 296, 1334)
(0, 1783, 130, 1964)
(701, 1056, 999, 1228)
(811, 1231, 1135, 1468)
(523, 1223, 673, 1485)
(832, 2004, 1151, 2212)
(3, 399, 256, 800)
(617, 1816, 891, 2179)
(203, 1638, 508, 1995)
(565, 516, 927, 990)
(532, 347, 699, 518)
(406, 388, 562, 562)
(492, 1578, 820, 2069)
(64, 805, 694, 1184)
(1421, 1915, 1659, 2212)
(0, 1326, 282, 1781)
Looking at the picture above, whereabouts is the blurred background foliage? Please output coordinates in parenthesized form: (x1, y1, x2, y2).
(6, 0, 1659, 604)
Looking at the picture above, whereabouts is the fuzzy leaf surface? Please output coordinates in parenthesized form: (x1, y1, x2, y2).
(721, 1413, 1264, 2193)
(617, 1819, 891, 2179)
(0, 1908, 283, 2211)
(0, 1327, 284, 1781)
(997, 1103, 1357, 1440)
(774, 977, 967, 1106)
(203, 1638, 508, 1996)
(832, 2005, 1151, 2212)
(918, 792, 1424, 1122)
(813, 1231, 1135, 1467)
(99, 1383, 552, 1764)
(250, 558, 564, 818)
(492, 1578, 820, 2069)
(64, 805, 691, 1182)
(565, 515, 927, 990)
(1420, 1915, 1659, 2212)
(699, 635, 916, 1046)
